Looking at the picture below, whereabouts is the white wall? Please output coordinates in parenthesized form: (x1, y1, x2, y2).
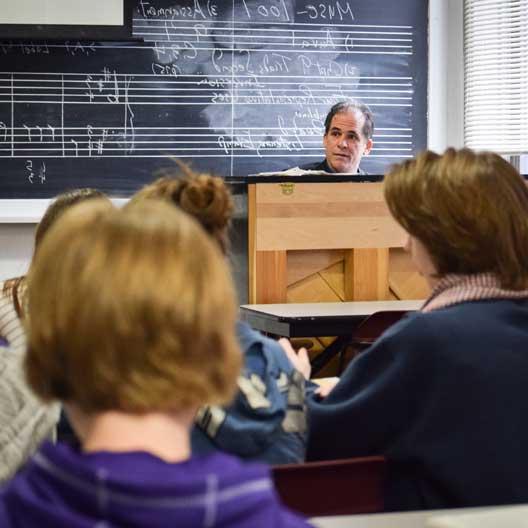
(0, 199, 127, 280)
(0, 2, 466, 280)
(428, 0, 465, 152)
(0, 225, 34, 279)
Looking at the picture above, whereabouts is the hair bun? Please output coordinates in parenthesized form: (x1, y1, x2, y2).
(178, 175, 233, 231)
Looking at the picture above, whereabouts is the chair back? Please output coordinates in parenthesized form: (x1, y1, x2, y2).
(272, 456, 386, 517)
(353, 310, 409, 347)
(338, 310, 409, 372)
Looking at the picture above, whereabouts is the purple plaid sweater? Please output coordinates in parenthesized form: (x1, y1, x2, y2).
(0, 441, 310, 527)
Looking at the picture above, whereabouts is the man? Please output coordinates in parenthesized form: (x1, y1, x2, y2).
(300, 101, 374, 174)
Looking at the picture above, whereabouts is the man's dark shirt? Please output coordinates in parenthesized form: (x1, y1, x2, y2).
(299, 159, 367, 175)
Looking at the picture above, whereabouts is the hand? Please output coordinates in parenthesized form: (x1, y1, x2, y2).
(314, 377, 339, 398)
(279, 338, 311, 380)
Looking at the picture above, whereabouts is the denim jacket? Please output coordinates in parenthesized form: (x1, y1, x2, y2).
(192, 321, 307, 464)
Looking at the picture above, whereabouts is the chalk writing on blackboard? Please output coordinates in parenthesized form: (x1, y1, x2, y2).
(0, 0, 427, 196)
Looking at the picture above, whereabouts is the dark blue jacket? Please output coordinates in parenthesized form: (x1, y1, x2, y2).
(307, 299, 528, 510)
(299, 159, 367, 174)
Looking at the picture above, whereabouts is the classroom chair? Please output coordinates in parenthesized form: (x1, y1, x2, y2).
(339, 310, 409, 372)
(272, 456, 386, 517)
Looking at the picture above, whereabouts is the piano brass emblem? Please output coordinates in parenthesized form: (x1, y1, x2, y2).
(280, 183, 294, 196)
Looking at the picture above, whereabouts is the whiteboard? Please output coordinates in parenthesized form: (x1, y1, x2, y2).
(1, 0, 123, 26)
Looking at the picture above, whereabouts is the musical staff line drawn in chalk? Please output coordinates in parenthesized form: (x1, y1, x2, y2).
(133, 18, 413, 30)
(0, 0, 427, 190)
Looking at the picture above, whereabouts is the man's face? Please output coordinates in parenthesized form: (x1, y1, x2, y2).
(323, 110, 373, 173)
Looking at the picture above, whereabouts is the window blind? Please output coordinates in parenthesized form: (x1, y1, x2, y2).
(464, 0, 528, 153)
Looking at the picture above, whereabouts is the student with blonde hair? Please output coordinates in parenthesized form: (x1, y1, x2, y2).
(0, 188, 109, 482)
(0, 200, 309, 527)
(129, 166, 311, 464)
(307, 148, 528, 510)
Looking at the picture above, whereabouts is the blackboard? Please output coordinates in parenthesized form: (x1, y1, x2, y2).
(0, 0, 134, 41)
(0, 0, 428, 198)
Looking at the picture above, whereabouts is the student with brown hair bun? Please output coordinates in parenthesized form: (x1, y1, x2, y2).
(307, 148, 528, 511)
(0, 200, 310, 527)
(129, 165, 311, 464)
(0, 188, 110, 483)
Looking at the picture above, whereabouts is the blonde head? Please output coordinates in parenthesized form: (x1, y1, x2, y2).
(34, 188, 110, 252)
(384, 148, 528, 289)
(3, 188, 111, 319)
(25, 200, 241, 413)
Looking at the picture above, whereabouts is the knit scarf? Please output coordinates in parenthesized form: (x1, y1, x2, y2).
(420, 273, 528, 313)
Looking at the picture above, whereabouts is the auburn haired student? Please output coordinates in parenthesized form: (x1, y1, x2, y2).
(0, 188, 110, 482)
(307, 149, 528, 510)
(129, 166, 311, 464)
(0, 201, 309, 527)
(1, 188, 109, 346)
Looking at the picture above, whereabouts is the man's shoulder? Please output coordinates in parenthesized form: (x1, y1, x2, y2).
(298, 160, 328, 171)
(297, 159, 368, 174)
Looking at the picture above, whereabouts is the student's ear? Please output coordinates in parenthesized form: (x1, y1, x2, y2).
(364, 138, 373, 156)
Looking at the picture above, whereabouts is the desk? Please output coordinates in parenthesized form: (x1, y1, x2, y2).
(240, 300, 423, 375)
(311, 509, 440, 528)
(310, 504, 526, 527)
(240, 300, 423, 337)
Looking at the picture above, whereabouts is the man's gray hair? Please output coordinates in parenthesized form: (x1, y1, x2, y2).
(323, 101, 374, 140)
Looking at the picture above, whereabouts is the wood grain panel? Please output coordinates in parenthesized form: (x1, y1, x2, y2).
(258, 217, 405, 251)
(251, 182, 406, 304)
(320, 261, 345, 300)
(287, 273, 342, 304)
(255, 250, 287, 304)
(257, 201, 390, 218)
(389, 274, 430, 300)
(344, 248, 389, 301)
(256, 182, 387, 203)
(255, 182, 405, 251)
(388, 248, 430, 300)
(287, 250, 344, 285)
